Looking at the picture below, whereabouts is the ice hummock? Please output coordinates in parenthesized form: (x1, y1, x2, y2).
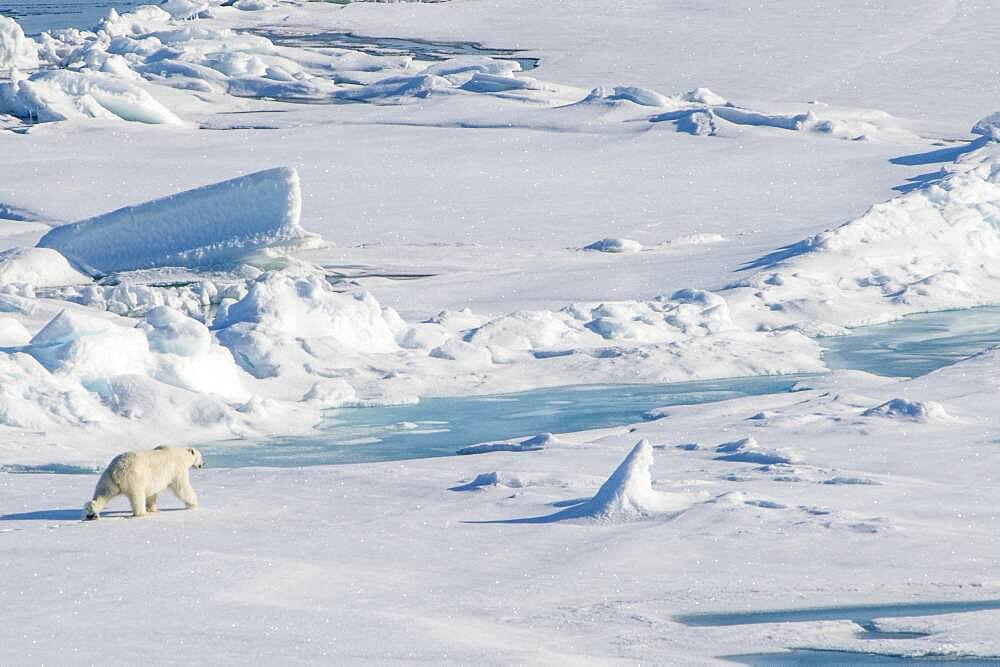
(36, 167, 319, 275)
(568, 440, 691, 521)
(0, 15, 38, 71)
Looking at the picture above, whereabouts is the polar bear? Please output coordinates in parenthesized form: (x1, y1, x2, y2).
(82, 446, 204, 520)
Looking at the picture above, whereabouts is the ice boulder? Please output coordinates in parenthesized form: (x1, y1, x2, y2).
(714, 435, 798, 465)
(0, 69, 183, 124)
(608, 86, 671, 107)
(0, 15, 38, 71)
(334, 74, 453, 102)
(862, 398, 953, 423)
(37, 168, 319, 274)
(98, 6, 173, 37)
(584, 238, 643, 253)
(0, 247, 89, 287)
(139, 305, 212, 356)
(139, 306, 250, 402)
(214, 273, 400, 380)
(234, 0, 277, 9)
(161, 0, 213, 20)
(683, 87, 728, 106)
(27, 309, 150, 384)
(569, 440, 691, 521)
(457, 433, 560, 455)
(972, 112, 1000, 142)
(215, 273, 398, 350)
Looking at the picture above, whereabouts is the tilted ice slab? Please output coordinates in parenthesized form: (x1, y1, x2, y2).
(37, 168, 319, 275)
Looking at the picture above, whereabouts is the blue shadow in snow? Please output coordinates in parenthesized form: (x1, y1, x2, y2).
(892, 170, 947, 194)
(890, 137, 988, 166)
(0, 508, 83, 521)
(737, 238, 817, 272)
(464, 500, 596, 525)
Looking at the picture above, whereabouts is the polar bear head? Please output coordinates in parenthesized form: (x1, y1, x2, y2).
(188, 447, 205, 468)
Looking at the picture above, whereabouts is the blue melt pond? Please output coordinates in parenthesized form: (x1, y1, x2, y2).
(202, 306, 1000, 468)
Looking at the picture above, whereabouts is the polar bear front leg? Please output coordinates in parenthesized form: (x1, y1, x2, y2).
(145, 494, 158, 513)
(83, 477, 119, 520)
(127, 489, 148, 518)
(83, 494, 111, 520)
(171, 475, 199, 510)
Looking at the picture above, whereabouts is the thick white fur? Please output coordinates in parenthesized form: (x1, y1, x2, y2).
(82, 446, 204, 520)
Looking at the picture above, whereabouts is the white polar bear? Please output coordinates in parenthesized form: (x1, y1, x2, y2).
(83, 446, 204, 520)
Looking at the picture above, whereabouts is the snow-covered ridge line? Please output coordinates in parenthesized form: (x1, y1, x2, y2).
(726, 144, 1000, 332)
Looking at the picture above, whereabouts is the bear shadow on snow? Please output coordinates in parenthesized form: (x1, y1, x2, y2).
(1, 508, 85, 521)
(1, 506, 193, 521)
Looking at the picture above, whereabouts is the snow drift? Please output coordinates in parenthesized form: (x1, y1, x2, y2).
(37, 168, 318, 274)
(0, 247, 89, 287)
(562, 440, 691, 521)
(728, 145, 1000, 331)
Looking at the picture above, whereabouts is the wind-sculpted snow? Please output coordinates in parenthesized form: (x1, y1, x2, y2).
(726, 146, 1000, 331)
(0, 247, 89, 287)
(533, 440, 693, 522)
(37, 168, 317, 274)
(862, 398, 954, 423)
(27, 306, 250, 402)
(973, 112, 1000, 142)
(576, 439, 692, 521)
(214, 271, 402, 381)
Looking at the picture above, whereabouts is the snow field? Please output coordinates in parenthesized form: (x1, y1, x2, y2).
(2, 1, 1000, 661)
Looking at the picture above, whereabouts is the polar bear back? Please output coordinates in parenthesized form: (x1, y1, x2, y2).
(105, 447, 196, 494)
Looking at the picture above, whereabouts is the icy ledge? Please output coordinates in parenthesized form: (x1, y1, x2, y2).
(36, 167, 320, 274)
